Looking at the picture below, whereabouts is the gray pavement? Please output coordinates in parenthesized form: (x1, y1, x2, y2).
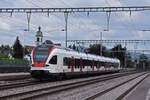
(0, 72, 30, 81)
(124, 73, 150, 100)
(0, 72, 30, 77)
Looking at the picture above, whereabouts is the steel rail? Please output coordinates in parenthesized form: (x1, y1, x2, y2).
(86, 73, 149, 100)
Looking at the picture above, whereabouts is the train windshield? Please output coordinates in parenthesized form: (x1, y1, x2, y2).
(33, 45, 54, 62)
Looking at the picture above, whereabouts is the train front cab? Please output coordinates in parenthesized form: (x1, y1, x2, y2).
(30, 45, 60, 79)
(31, 55, 59, 79)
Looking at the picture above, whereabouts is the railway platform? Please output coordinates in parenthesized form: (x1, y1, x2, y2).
(123, 73, 150, 100)
(0, 72, 31, 81)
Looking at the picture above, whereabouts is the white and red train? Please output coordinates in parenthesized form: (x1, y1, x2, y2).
(30, 44, 120, 79)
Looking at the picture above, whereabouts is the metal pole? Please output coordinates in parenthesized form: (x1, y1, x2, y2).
(100, 32, 102, 56)
(143, 61, 145, 70)
(23, 29, 27, 58)
(23, 31, 25, 58)
(134, 43, 137, 68)
(26, 12, 31, 31)
(106, 11, 111, 31)
(124, 42, 127, 69)
(64, 12, 68, 48)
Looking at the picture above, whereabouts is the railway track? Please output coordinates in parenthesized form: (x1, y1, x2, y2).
(0, 70, 135, 90)
(85, 72, 149, 100)
(0, 71, 142, 100)
(0, 79, 41, 90)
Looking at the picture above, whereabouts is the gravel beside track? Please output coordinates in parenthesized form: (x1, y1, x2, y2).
(86, 73, 149, 100)
(25, 72, 147, 100)
(0, 71, 142, 100)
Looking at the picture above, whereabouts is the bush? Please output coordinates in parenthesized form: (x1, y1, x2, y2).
(0, 55, 9, 59)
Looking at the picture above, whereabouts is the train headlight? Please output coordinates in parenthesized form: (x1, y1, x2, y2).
(45, 64, 49, 67)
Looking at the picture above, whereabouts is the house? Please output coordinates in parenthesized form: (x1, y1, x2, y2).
(25, 45, 35, 53)
(0, 50, 12, 58)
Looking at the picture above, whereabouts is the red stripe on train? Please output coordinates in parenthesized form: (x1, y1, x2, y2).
(34, 62, 45, 67)
(32, 48, 35, 63)
(45, 46, 56, 64)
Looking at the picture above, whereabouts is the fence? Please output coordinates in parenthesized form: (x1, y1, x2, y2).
(0, 59, 30, 73)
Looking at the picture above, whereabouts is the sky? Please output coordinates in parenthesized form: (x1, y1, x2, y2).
(0, 0, 150, 52)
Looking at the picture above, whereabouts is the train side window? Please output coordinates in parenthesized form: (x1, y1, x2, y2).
(75, 59, 77, 68)
(75, 58, 80, 68)
(37, 37, 39, 41)
(96, 61, 99, 68)
(63, 57, 68, 66)
(91, 60, 94, 68)
(90, 60, 93, 68)
(49, 55, 57, 65)
(83, 59, 86, 67)
(94, 61, 97, 67)
(83, 59, 85, 68)
(83, 66, 85, 69)
(101, 62, 105, 67)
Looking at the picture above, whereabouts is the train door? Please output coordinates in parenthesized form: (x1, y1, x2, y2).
(80, 58, 83, 72)
(100, 61, 105, 71)
(49, 55, 58, 72)
(92, 60, 94, 71)
(97, 61, 100, 71)
(57, 54, 63, 72)
(71, 57, 75, 72)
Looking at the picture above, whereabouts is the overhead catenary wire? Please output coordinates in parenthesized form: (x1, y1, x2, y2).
(57, 0, 106, 36)
(25, 0, 86, 31)
(32, 0, 102, 37)
(0, 0, 149, 41)
(105, 0, 141, 31)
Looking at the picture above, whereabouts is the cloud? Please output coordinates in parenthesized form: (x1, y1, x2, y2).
(137, 31, 143, 38)
(0, 0, 150, 52)
(0, 22, 10, 30)
(0, 21, 11, 30)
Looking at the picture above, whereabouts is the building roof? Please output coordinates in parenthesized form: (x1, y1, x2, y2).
(44, 40, 53, 44)
(44, 40, 61, 46)
(25, 45, 35, 52)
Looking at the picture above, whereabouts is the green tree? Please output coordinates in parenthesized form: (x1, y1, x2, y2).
(0, 45, 12, 58)
(138, 54, 149, 70)
(126, 52, 134, 68)
(110, 44, 126, 67)
(24, 47, 30, 55)
(87, 44, 110, 57)
(68, 44, 85, 52)
(12, 36, 23, 59)
(0, 45, 11, 53)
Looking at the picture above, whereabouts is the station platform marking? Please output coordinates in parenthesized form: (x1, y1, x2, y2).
(146, 88, 150, 100)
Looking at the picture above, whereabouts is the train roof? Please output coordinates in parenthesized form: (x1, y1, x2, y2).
(38, 44, 120, 63)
